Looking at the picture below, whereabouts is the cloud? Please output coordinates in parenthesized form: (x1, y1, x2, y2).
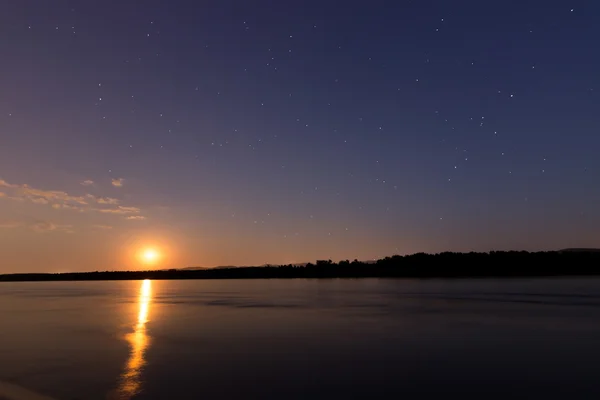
(81, 180, 94, 186)
(98, 206, 141, 214)
(96, 197, 120, 205)
(31, 221, 56, 233)
(0, 220, 73, 233)
(0, 178, 142, 217)
(112, 178, 124, 187)
(51, 203, 84, 211)
(92, 225, 113, 230)
(0, 179, 17, 189)
(13, 184, 88, 205)
(30, 197, 49, 205)
(126, 216, 147, 221)
(86, 193, 120, 205)
(31, 221, 73, 233)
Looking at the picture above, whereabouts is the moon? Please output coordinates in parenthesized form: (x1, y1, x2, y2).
(142, 248, 159, 264)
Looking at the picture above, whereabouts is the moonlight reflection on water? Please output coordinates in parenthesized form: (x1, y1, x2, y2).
(112, 280, 152, 399)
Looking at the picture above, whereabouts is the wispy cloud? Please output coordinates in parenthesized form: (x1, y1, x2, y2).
(0, 179, 17, 189)
(96, 197, 120, 205)
(0, 178, 145, 221)
(0, 220, 73, 233)
(92, 225, 113, 230)
(111, 178, 124, 187)
(126, 216, 147, 220)
(51, 203, 84, 211)
(0, 179, 88, 206)
(81, 180, 94, 186)
(31, 197, 49, 205)
(98, 206, 141, 214)
(31, 221, 73, 233)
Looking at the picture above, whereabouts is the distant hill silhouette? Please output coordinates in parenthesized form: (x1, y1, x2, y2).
(183, 263, 310, 270)
(559, 248, 600, 253)
(2, 250, 600, 282)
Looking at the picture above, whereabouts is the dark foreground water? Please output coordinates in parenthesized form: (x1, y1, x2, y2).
(1, 278, 600, 399)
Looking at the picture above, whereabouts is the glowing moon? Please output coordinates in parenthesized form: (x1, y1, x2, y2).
(141, 248, 159, 264)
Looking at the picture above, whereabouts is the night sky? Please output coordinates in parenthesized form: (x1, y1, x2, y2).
(1, 1, 599, 272)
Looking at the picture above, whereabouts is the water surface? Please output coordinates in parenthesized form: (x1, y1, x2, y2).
(1, 278, 600, 399)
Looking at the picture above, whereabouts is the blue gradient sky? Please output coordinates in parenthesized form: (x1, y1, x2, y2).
(1, 0, 599, 272)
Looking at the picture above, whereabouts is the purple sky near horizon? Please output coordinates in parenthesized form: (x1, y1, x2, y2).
(1, 0, 599, 272)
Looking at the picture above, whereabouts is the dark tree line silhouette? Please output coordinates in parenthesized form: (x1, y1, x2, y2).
(1, 250, 600, 282)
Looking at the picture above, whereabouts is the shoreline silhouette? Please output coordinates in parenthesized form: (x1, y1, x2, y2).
(1, 250, 600, 282)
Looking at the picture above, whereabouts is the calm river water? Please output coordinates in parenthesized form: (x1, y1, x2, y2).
(1, 278, 600, 399)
